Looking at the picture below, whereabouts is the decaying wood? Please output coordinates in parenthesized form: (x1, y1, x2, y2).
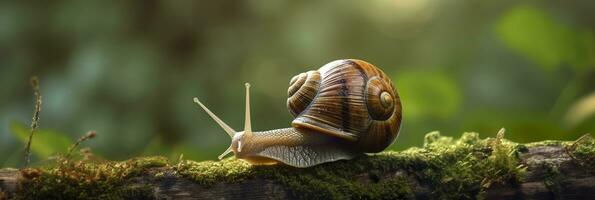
(484, 145, 595, 199)
(1, 144, 594, 200)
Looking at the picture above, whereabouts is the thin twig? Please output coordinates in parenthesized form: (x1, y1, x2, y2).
(66, 131, 97, 158)
(24, 76, 42, 167)
(565, 133, 593, 167)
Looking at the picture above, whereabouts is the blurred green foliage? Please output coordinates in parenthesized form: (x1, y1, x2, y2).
(497, 5, 594, 70)
(396, 70, 461, 120)
(10, 121, 71, 159)
(1, 1, 594, 167)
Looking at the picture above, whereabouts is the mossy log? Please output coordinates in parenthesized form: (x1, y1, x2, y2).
(1, 132, 594, 199)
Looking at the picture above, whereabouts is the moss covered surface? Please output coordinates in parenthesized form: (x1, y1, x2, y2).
(14, 156, 169, 199)
(565, 134, 595, 167)
(10, 132, 595, 199)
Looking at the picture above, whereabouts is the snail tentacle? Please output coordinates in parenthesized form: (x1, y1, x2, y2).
(193, 97, 237, 159)
(193, 83, 256, 160)
(193, 97, 236, 137)
(217, 146, 233, 160)
(243, 83, 253, 136)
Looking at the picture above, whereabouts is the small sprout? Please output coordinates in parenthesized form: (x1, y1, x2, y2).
(66, 131, 97, 158)
(480, 127, 525, 192)
(494, 128, 505, 145)
(177, 154, 184, 170)
(24, 76, 42, 167)
(178, 154, 184, 163)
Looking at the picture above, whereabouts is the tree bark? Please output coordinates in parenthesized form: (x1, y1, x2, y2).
(1, 143, 594, 199)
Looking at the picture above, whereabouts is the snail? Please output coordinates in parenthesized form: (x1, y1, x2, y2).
(193, 59, 402, 168)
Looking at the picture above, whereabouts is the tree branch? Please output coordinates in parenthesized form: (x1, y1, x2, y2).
(1, 133, 594, 199)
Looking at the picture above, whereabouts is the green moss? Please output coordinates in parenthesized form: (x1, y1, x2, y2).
(175, 158, 254, 186)
(542, 162, 562, 198)
(524, 134, 595, 198)
(176, 131, 528, 199)
(565, 134, 595, 167)
(11, 133, 594, 199)
(14, 156, 168, 200)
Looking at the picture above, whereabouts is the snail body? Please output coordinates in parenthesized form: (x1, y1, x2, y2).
(193, 59, 402, 168)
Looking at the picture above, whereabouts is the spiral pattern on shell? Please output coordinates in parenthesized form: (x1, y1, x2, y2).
(287, 70, 321, 117)
(287, 59, 402, 153)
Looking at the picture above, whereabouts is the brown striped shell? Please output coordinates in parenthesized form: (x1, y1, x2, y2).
(286, 59, 402, 153)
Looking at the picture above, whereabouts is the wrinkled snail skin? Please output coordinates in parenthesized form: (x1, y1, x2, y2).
(231, 128, 357, 168)
(193, 59, 402, 168)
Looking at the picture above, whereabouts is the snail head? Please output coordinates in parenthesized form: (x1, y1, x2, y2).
(193, 83, 254, 160)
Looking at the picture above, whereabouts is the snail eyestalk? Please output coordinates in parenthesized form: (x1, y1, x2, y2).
(193, 97, 236, 137)
(244, 83, 253, 136)
(217, 146, 233, 160)
(193, 97, 236, 159)
(192, 83, 255, 160)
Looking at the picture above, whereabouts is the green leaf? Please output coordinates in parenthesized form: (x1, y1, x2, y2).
(565, 91, 595, 129)
(394, 70, 461, 120)
(496, 5, 594, 70)
(10, 120, 72, 159)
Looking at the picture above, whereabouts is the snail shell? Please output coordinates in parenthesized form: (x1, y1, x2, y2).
(287, 59, 402, 153)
